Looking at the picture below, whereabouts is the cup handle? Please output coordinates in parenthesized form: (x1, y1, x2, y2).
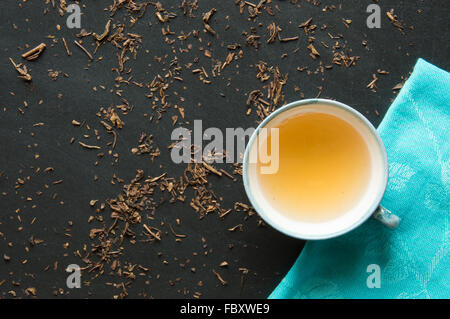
(372, 206, 401, 228)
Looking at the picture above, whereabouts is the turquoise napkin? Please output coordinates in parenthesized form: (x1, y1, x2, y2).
(270, 59, 450, 299)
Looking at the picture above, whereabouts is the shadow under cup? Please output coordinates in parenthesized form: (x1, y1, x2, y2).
(243, 99, 388, 240)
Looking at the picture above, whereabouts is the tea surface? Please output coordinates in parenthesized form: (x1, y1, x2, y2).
(256, 112, 371, 222)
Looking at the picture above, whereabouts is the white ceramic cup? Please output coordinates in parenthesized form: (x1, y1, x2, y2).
(243, 99, 400, 240)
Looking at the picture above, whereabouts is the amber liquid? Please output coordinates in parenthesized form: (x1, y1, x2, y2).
(256, 112, 371, 222)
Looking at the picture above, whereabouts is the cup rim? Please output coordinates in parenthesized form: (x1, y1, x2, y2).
(242, 98, 389, 240)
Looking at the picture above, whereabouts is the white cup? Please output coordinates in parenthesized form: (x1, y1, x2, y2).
(243, 99, 400, 240)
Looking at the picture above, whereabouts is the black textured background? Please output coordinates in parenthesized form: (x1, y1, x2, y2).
(0, 0, 448, 299)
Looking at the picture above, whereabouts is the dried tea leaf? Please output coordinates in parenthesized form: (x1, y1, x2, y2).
(22, 43, 46, 61)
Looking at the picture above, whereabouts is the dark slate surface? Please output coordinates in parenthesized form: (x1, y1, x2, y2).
(0, 0, 448, 298)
